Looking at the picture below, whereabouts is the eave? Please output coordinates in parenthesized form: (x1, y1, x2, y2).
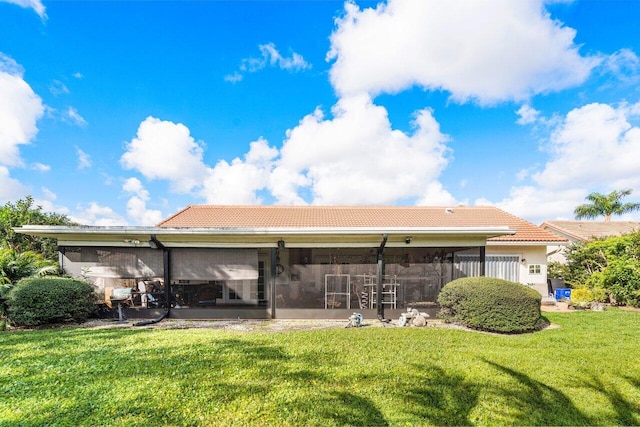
(15, 225, 516, 248)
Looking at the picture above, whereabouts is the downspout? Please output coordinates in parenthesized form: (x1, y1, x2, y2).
(58, 246, 65, 274)
(376, 234, 388, 321)
(479, 246, 486, 277)
(270, 247, 277, 319)
(134, 234, 170, 326)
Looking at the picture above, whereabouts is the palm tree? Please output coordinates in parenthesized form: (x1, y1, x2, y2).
(574, 189, 640, 221)
(0, 248, 58, 286)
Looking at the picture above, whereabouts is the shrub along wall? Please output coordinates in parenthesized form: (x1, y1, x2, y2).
(438, 277, 543, 333)
(6, 277, 96, 326)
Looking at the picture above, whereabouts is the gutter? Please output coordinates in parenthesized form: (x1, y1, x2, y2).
(14, 225, 516, 237)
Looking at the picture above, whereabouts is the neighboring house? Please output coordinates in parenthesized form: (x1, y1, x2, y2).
(541, 221, 640, 264)
(16, 205, 566, 319)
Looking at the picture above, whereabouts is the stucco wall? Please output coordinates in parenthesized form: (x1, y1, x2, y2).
(487, 245, 549, 296)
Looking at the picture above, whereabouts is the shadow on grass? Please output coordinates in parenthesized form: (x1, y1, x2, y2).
(481, 359, 592, 425)
(582, 375, 640, 426)
(1, 333, 290, 426)
(279, 391, 388, 426)
(398, 364, 479, 426)
(623, 375, 640, 391)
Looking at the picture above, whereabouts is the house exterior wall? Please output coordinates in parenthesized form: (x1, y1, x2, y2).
(547, 244, 571, 264)
(487, 245, 549, 296)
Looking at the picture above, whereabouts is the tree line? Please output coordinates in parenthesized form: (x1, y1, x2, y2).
(1, 197, 76, 291)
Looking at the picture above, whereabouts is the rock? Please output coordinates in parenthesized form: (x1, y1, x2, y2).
(411, 315, 427, 327)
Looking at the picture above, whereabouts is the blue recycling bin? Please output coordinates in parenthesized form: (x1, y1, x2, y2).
(554, 288, 572, 300)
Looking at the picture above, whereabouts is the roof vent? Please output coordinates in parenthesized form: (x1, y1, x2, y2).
(445, 208, 454, 214)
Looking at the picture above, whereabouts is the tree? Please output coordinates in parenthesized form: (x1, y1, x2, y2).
(0, 248, 58, 317)
(574, 189, 640, 222)
(562, 231, 640, 307)
(0, 196, 77, 261)
(0, 248, 58, 286)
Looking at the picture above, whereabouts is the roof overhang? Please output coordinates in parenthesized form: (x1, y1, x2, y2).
(486, 240, 569, 247)
(15, 225, 516, 248)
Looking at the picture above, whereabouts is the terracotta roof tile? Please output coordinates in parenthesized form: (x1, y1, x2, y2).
(541, 220, 640, 242)
(158, 205, 566, 243)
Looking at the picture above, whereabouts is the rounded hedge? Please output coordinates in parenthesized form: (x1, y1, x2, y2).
(437, 277, 544, 333)
(6, 277, 96, 326)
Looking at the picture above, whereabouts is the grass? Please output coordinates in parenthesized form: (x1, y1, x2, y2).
(1, 310, 639, 426)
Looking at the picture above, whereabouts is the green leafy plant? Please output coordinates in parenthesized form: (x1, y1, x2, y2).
(0, 196, 77, 261)
(0, 248, 58, 286)
(437, 276, 544, 333)
(569, 287, 607, 309)
(563, 232, 640, 307)
(6, 277, 96, 326)
(0, 249, 58, 317)
(547, 261, 569, 280)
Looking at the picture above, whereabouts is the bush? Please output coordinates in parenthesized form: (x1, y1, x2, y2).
(438, 277, 544, 333)
(570, 287, 608, 307)
(6, 277, 96, 326)
(563, 232, 640, 306)
(0, 284, 10, 317)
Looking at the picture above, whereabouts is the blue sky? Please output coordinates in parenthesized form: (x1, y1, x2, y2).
(1, 0, 639, 226)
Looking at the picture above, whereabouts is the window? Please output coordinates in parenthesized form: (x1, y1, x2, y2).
(528, 264, 541, 274)
(456, 255, 520, 282)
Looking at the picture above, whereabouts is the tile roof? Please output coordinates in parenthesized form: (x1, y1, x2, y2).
(158, 205, 566, 243)
(541, 220, 640, 242)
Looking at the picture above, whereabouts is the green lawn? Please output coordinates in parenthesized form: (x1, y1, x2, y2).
(1, 310, 639, 426)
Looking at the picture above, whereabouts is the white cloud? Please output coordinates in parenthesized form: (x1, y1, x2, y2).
(125, 196, 163, 225)
(66, 106, 88, 126)
(0, 166, 27, 203)
(534, 102, 640, 191)
(481, 101, 640, 223)
(327, 0, 599, 104)
(34, 188, 72, 217)
(224, 72, 243, 83)
(0, 52, 44, 167)
(476, 186, 586, 224)
(70, 202, 126, 226)
(416, 181, 458, 206)
(124, 97, 454, 207)
(73, 72, 83, 79)
(40, 186, 57, 202)
(241, 43, 311, 72)
(122, 176, 147, 196)
(49, 80, 70, 96)
(516, 104, 541, 125)
(122, 177, 163, 225)
(76, 147, 92, 169)
(602, 48, 640, 83)
(228, 42, 311, 82)
(30, 162, 50, 172)
(0, 0, 46, 19)
(255, 43, 311, 71)
(201, 137, 278, 204)
(120, 116, 208, 193)
(271, 94, 453, 205)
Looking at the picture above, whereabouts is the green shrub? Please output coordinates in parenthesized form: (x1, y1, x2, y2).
(6, 277, 96, 326)
(563, 232, 640, 306)
(570, 287, 608, 307)
(438, 277, 543, 333)
(547, 261, 569, 280)
(0, 284, 10, 317)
